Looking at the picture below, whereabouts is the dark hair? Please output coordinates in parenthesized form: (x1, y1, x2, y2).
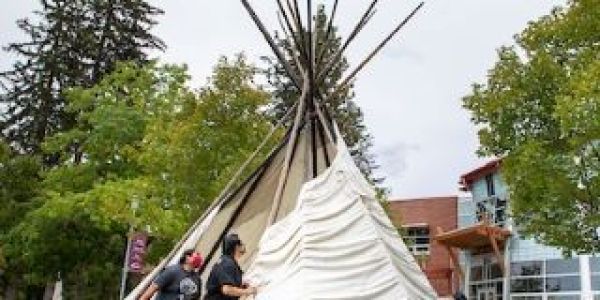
(222, 233, 242, 256)
(179, 249, 195, 264)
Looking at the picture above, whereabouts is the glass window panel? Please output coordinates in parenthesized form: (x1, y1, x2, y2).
(408, 227, 429, 236)
(471, 266, 483, 281)
(511, 296, 542, 300)
(592, 275, 600, 291)
(496, 210, 506, 224)
(546, 295, 579, 300)
(591, 257, 600, 273)
(415, 237, 429, 244)
(486, 175, 495, 196)
(546, 258, 579, 275)
(491, 263, 503, 279)
(511, 261, 543, 276)
(511, 278, 544, 293)
(497, 198, 507, 208)
(594, 295, 600, 300)
(470, 284, 477, 297)
(546, 276, 581, 292)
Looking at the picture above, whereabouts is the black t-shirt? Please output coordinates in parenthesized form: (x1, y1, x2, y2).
(154, 264, 202, 300)
(204, 255, 243, 300)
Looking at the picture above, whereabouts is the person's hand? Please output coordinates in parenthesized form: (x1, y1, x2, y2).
(246, 286, 257, 295)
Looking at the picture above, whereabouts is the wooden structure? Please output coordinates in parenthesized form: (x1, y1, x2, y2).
(434, 219, 511, 284)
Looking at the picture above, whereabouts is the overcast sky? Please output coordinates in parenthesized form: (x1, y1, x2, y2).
(1, 1, 565, 199)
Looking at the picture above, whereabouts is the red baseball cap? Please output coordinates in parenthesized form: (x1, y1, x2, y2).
(189, 252, 203, 268)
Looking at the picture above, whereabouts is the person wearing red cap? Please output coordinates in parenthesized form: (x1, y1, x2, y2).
(140, 249, 203, 300)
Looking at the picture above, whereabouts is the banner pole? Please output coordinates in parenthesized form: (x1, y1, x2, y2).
(119, 227, 132, 300)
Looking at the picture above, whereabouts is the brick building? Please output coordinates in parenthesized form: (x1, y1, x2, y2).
(388, 196, 461, 298)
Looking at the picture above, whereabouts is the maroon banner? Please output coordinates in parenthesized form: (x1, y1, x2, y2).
(128, 232, 148, 273)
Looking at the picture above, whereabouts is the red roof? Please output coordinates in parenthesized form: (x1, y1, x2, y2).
(459, 159, 502, 191)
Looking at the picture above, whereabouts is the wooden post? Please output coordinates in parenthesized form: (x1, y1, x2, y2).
(486, 227, 506, 276)
(267, 75, 310, 225)
(436, 227, 464, 284)
(336, 2, 424, 91)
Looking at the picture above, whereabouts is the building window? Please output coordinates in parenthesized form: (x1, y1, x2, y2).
(468, 256, 504, 299)
(546, 295, 580, 300)
(510, 258, 581, 298)
(475, 196, 507, 227)
(405, 225, 430, 256)
(510, 278, 544, 293)
(485, 174, 495, 196)
(546, 258, 579, 275)
(545, 258, 580, 292)
(511, 261, 543, 276)
(591, 256, 600, 291)
(545, 276, 580, 292)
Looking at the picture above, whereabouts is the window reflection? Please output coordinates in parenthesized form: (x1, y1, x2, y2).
(591, 257, 600, 273)
(546, 295, 579, 300)
(511, 296, 542, 300)
(546, 258, 579, 275)
(591, 275, 600, 291)
(490, 263, 503, 279)
(511, 278, 543, 293)
(511, 261, 542, 276)
(545, 276, 580, 292)
(471, 266, 483, 281)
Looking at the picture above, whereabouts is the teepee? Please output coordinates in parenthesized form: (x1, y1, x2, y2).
(127, 1, 436, 299)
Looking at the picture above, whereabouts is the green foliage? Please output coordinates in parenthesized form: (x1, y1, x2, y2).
(463, 0, 600, 253)
(0, 141, 42, 233)
(2, 55, 278, 295)
(0, 0, 164, 154)
(139, 55, 279, 220)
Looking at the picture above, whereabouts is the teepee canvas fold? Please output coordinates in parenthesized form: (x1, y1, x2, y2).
(245, 135, 435, 299)
(127, 1, 436, 299)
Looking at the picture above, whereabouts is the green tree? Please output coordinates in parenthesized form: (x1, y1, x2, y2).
(139, 55, 279, 221)
(0, 141, 42, 233)
(2, 55, 278, 297)
(463, 0, 600, 253)
(0, 140, 42, 297)
(263, 4, 382, 187)
(2, 61, 187, 298)
(0, 0, 164, 155)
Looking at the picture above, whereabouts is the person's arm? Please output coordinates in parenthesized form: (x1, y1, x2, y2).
(221, 285, 256, 297)
(139, 267, 175, 300)
(139, 283, 159, 300)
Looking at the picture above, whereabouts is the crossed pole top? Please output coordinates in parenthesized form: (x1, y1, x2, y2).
(240, 0, 425, 225)
(240, 0, 425, 113)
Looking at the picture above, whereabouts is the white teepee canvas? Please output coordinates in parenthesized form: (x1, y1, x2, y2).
(126, 1, 435, 299)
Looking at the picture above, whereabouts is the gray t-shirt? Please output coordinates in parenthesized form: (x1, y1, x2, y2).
(154, 264, 201, 300)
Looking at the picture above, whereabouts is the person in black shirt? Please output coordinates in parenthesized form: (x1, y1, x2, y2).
(140, 249, 204, 300)
(205, 233, 257, 300)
